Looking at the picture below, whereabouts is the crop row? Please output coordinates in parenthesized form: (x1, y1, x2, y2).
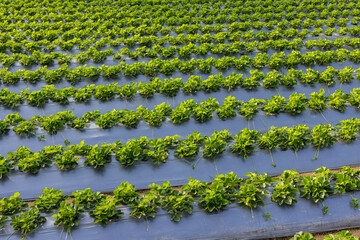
(1, 88, 360, 134)
(2, 18, 360, 53)
(1, 0, 359, 34)
(291, 231, 358, 240)
(1, 118, 359, 176)
(5, 24, 360, 55)
(2, 49, 360, 86)
(4, 37, 360, 67)
(0, 166, 359, 239)
(1, 66, 359, 107)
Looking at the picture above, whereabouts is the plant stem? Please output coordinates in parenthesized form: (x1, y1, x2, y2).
(302, 110, 310, 123)
(320, 111, 330, 124)
(6, 232, 15, 240)
(59, 227, 64, 240)
(251, 156, 256, 172)
(213, 158, 218, 175)
(192, 154, 203, 169)
(269, 149, 276, 167)
(146, 217, 149, 231)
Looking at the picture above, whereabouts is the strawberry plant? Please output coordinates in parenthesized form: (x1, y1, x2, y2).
(54, 150, 79, 170)
(90, 197, 123, 225)
(245, 171, 273, 189)
(159, 78, 184, 97)
(0, 192, 27, 215)
(262, 70, 281, 88)
(280, 170, 300, 185)
(271, 182, 298, 206)
(335, 118, 360, 143)
(349, 88, 360, 107)
(113, 182, 140, 205)
(237, 184, 268, 218)
(308, 89, 327, 111)
(0, 157, 14, 179)
(310, 124, 337, 160)
(143, 138, 169, 165)
(327, 89, 349, 112)
(290, 232, 316, 240)
(203, 135, 227, 159)
(286, 125, 310, 152)
(115, 138, 148, 167)
(230, 129, 260, 160)
(201, 73, 223, 92)
(34, 188, 69, 212)
(183, 75, 201, 94)
(40, 115, 65, 135)
(192, 105, 213, 122)
(258, 126, 288, 166)
(130, 192, 160, 220)
(10, 209, 46, 240)
(18, 152, 52, 174)
(262, 95, 286, 115)
(238, 98, 263, 119)
(170, 106, 192, 124)
(84, 145, 112, 168)
(52, 202, 84, 234)
(285, 92, 307, 114)
(72, 188, 105, 209)
(333, 167, 360, 196)
(161, 193, 195, 222)
(299, 167, 333, 214)
(198, 181, 231, 212)
(182, 178, 207, 197)
(323, 231, 358, 240)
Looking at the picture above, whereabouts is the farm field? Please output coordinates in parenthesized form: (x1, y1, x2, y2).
(0, 0, 360, 239)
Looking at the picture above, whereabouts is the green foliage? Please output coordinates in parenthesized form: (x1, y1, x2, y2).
(230, 129, 260, 159)
(72, 188, 105, 209)
(130, 192, 160, 219)
(10, 209, 46, 239)
(285, 92, 307, 114)
(308, 89, 327, 111)
(54, 151, 79, 170)
(113, 182, 140, 205)
(290, 232, 315, 240)
(182, 177, 207, 197)
(198, 181, 231, 212)
(34, 188, 69, 212)
(52, 202, 84, 232)
(90, 197, 123, 225)
(0, 192, 27, 215)
(271, 182, 298, 206)
(237, 184, 268, 216)
(84, 145, 112, 168)
(310, 124, 337, 149)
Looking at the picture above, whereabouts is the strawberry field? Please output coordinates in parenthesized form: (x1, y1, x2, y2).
(1, 0, 360, 239)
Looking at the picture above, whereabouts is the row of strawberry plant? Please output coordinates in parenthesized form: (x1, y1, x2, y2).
(0, 62, 360, 94)
(0, 67, 360, 105)
(0, 117, 358, 177)
(2, 49, 360, 85)
(1, 67, 358, 108)
(5, 46, 360, 68)
(1, 88, 359, 135)
(8, 23, 360, 55)
(1, 1, 359, 41)
(1, 166, 360, 239)
(1, 0, 358, 26)
(291, 231, 357, 240)
(6, 37, 360, 67)
(115, 38, 360, 61)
